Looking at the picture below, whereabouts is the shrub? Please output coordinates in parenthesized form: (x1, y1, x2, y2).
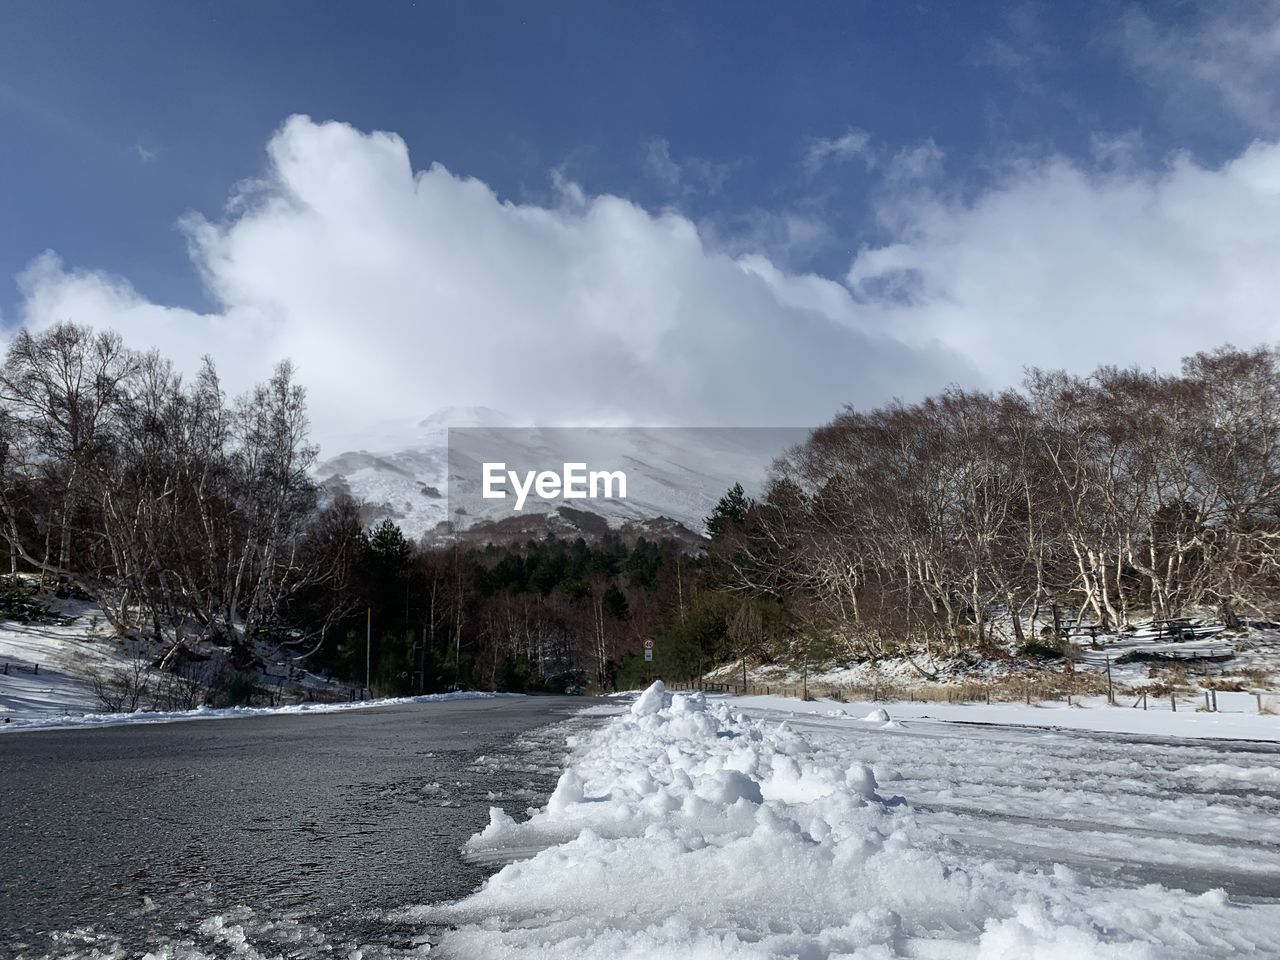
(208, 669, 262, 707)
(91, 655, 152, 712)
(0, 577, 70, 624)
(1018, 636, 1070, 660)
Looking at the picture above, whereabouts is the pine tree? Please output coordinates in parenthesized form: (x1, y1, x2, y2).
(706, 483, 751, 540)
(602, 584, 630, 621)
(367, 518, 411, 573)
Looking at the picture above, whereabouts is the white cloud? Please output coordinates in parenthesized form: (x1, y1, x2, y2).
(970, 2, 1056, 73)
(1088, 130, 1145, 170)
(15, 115, 1280, 457)
(642, 137, 729, 197)
(803, 128, 874, 176)
(884, 140, 945, 184)
(696, 208, 834, 271)
(1122, 1, 1280, 134)
(14, 116, 964, 453)
(849, 142, 1280, 376)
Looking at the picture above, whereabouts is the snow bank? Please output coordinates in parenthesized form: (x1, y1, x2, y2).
(0, 690, 522, 733)
(629, 677, 670, 716)
(729, 691, 1280, 741)
(400, 682, 1279, 958)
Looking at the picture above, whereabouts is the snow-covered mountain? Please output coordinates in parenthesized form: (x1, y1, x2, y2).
(315, 409, 808, 543)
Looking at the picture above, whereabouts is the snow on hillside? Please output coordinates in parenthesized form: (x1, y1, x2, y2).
(1, 690, 522, 733)
(0, 598, 138, 720)
(314, 406, 509, 539)
(712, 620, 1280, 712)
(404, 682, 1280, 958)
(0, 585, 519, 728)
(315, 409, 806, 541)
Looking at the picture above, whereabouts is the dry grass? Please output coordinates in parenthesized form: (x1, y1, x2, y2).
(1238, 667, 1274, 688)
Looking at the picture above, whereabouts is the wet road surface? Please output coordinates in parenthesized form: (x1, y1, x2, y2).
(0, 695, 594, 958)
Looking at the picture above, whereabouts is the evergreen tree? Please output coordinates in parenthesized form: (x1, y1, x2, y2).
(602, 583, 630, 620)
(706, 482, 751, 540)
(367, 518, 412, 573)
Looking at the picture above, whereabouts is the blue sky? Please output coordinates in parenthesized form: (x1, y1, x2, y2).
(0, 1, 1233, 309)
(3, 1, 1280, 448)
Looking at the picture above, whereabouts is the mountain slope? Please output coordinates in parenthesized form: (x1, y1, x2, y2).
(315, 413, 807, 542)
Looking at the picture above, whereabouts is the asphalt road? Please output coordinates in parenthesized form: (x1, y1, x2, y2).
(0, 695, 593, 958)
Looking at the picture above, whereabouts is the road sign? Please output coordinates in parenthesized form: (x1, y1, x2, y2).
(644, 649, 653, 662)
(644, 638, 654, 650)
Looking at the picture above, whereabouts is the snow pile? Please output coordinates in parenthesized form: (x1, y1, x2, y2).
(402, 681, 1278, 958)
(0, 690, 522, 733)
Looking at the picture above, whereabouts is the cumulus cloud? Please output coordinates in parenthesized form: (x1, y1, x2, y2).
(849, 142, 1280, 375)
(14, 115, 1280, 456)
(14, 116, 963, 452)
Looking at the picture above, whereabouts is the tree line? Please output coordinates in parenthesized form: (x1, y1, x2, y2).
(6, 322, 1277, 692)
(323, 525, 703, 694)
(0, 322, 356, 672)
(0, 322, 767, 694)
(714, 346, 1280, 663)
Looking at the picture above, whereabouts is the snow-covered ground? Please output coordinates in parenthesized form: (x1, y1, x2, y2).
(0, 690, 524, 733)
(713, 622, 1280, 709)
(721, 690, 1280, 741)
(0, 589, 522, 731)
(14, 683, 1280, 957)
(0, 598, 137, 720)
(399, 682, 1280, 958)
(1074, 622, 1231, 667)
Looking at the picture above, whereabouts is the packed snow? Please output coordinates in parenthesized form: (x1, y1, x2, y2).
(396, 681, 1280, 959)
(721, 690, 1280, 741)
